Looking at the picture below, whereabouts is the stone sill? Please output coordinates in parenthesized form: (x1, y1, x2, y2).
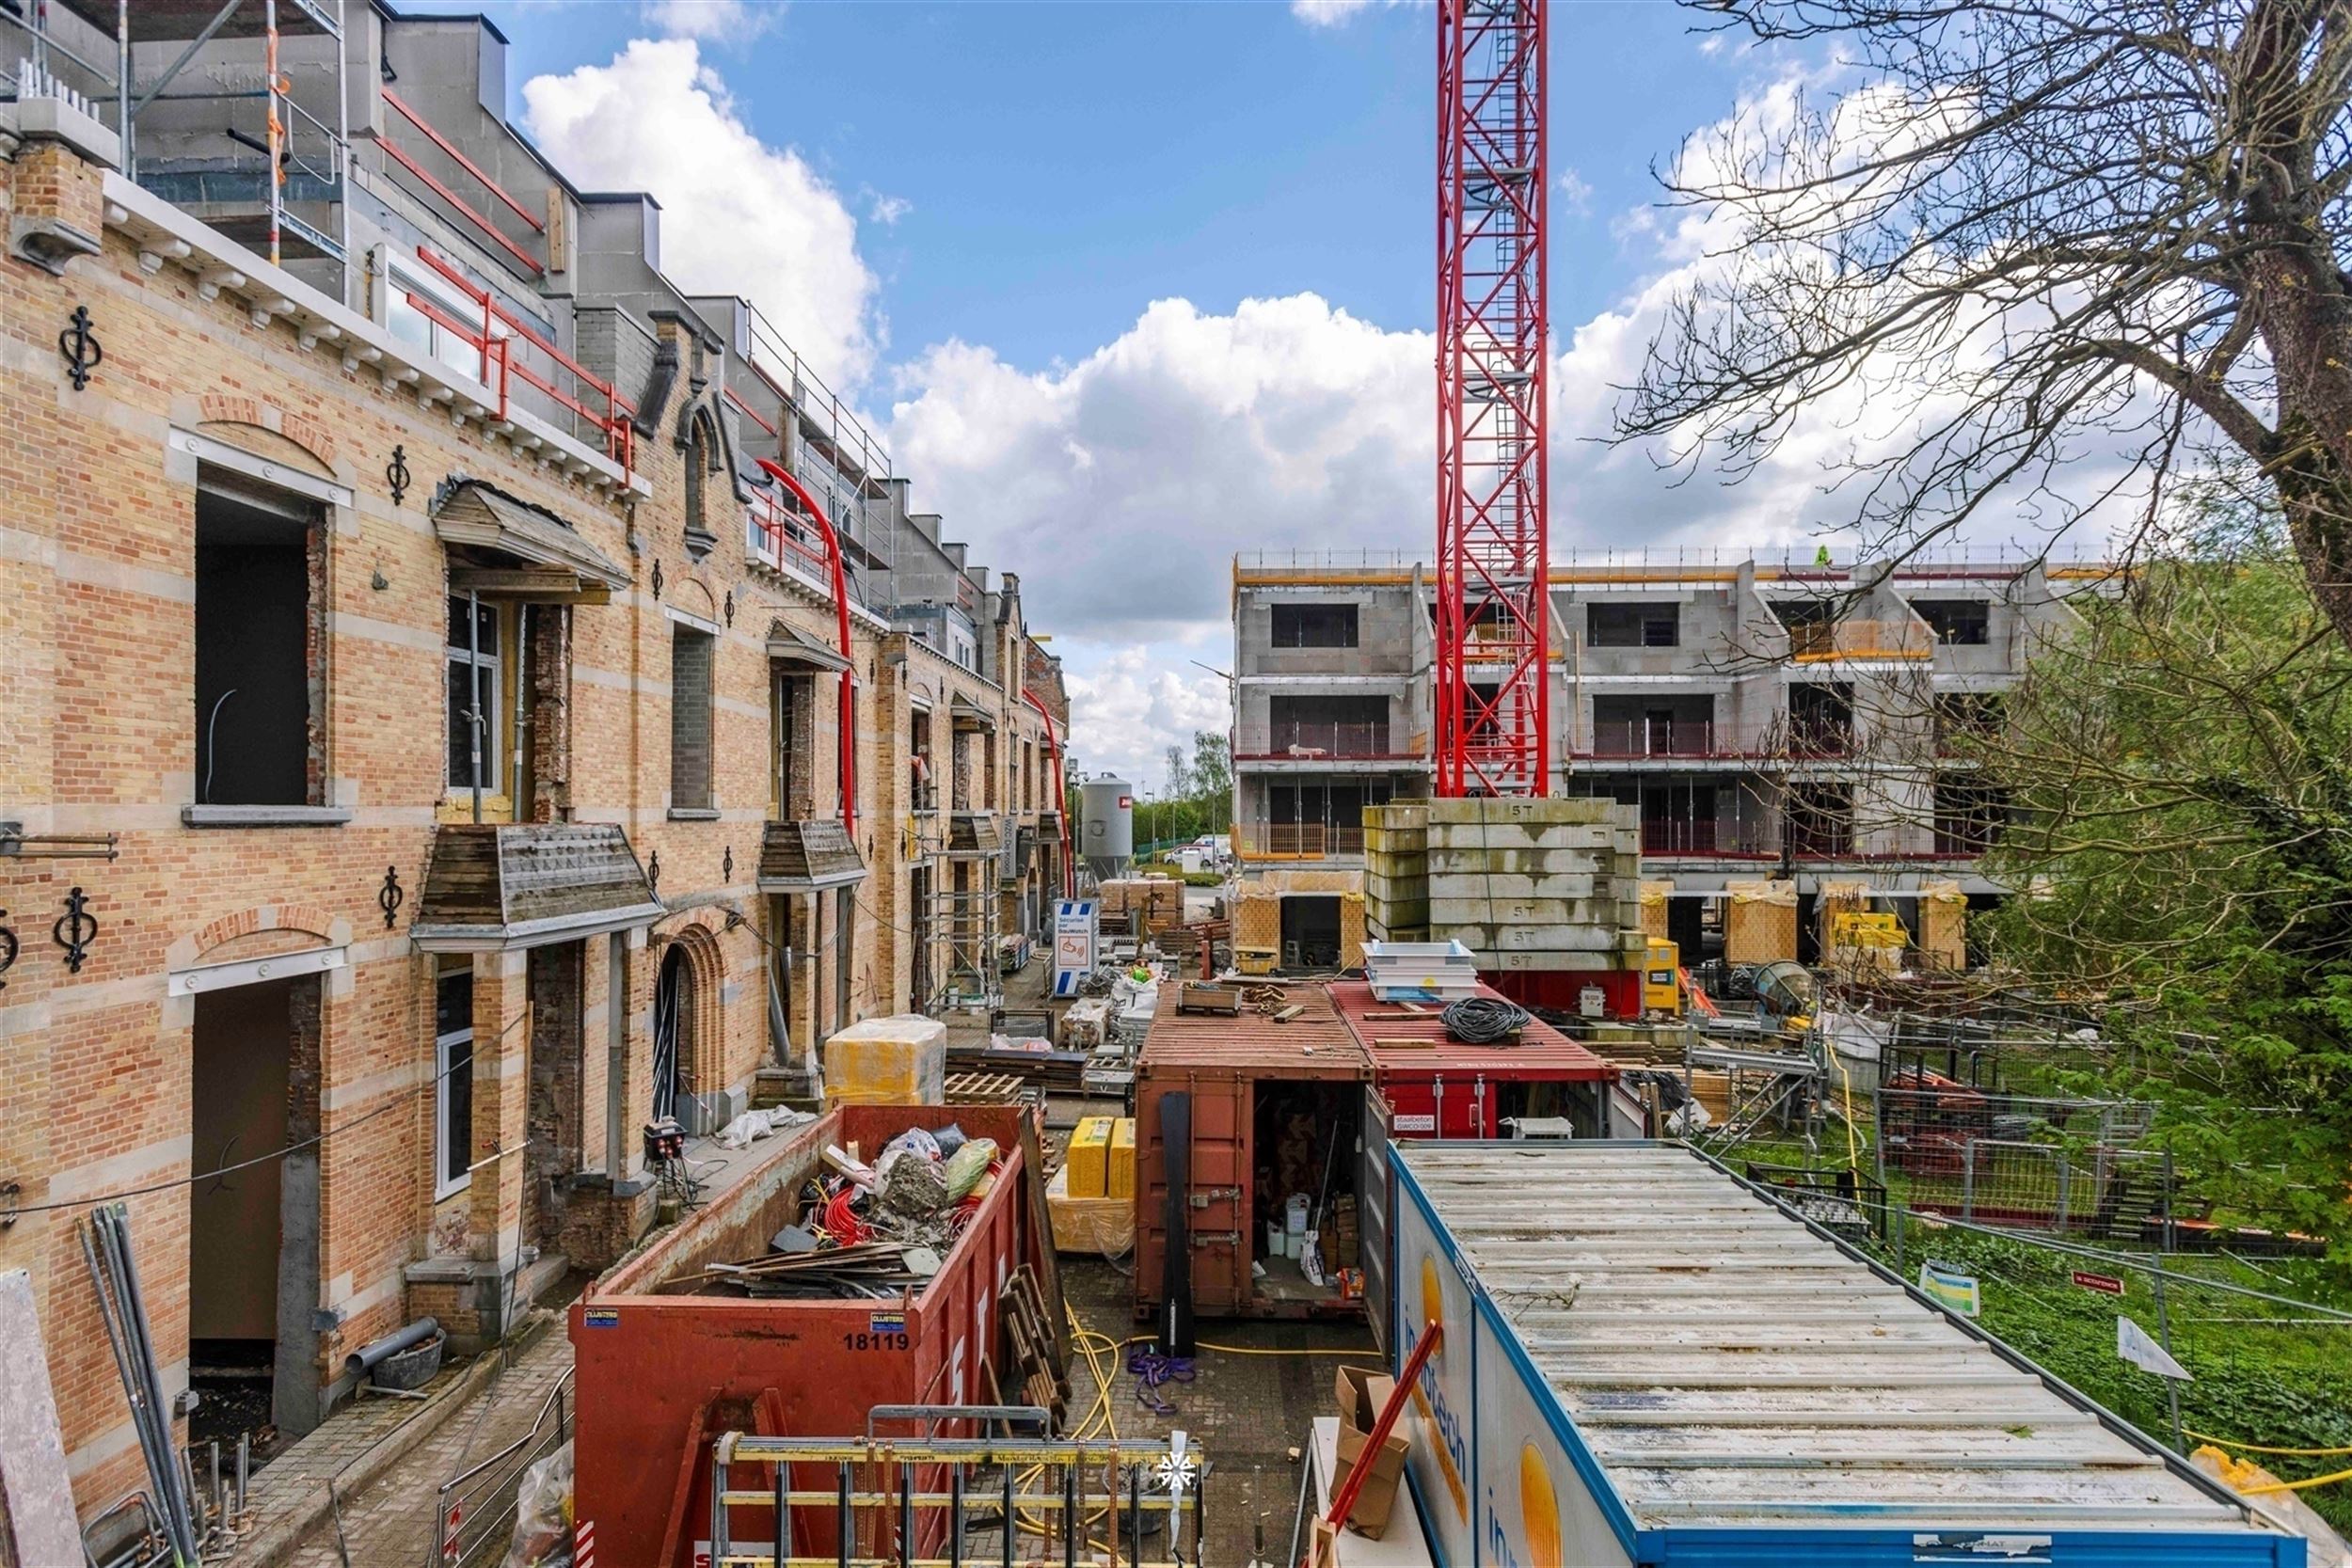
(666, 807, 721, 822)
(183, 804, 355, 829)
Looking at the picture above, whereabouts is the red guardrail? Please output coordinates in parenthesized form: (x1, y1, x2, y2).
(409, 246, 636, 481)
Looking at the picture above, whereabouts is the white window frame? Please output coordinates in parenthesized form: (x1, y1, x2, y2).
(434, 972, 475, 1200)
(384, 252, 492, 384)
(446, 598, 502, 795)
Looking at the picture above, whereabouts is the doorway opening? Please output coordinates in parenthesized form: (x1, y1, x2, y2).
(190, 973, 323, 1454)
(653, 942, 693, 1124)
(1279, 895, 1343, 970)
(1251, 1080, 1360, 1307)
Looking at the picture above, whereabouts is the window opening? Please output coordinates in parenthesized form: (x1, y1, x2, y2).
(435, 964, 475, 1199)
(195, 480, 322, 807)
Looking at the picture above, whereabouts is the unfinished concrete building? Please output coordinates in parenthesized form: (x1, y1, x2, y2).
(0, 0, 1067, 1523)
(1232, 550, 2100, 958)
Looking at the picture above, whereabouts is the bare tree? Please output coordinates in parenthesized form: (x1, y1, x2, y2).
(1624, 0, 2352, 647)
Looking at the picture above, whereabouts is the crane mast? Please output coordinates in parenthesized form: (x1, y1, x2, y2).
(1435, 0, 1549, 798)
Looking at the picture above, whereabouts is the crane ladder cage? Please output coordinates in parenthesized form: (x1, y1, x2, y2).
(702, 1418, 1207, 1568)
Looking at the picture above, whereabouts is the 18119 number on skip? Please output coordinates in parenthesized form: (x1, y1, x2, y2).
(843, 1331, 911, 1352)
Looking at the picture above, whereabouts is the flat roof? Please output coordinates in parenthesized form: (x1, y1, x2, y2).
(1399, 1142, 2291, 1550)
(1327, 980, 1617, 1083)
(1136, 981, 1367, 1079)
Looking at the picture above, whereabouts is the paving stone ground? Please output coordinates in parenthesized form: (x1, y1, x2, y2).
(278, 1325, 575, 1568)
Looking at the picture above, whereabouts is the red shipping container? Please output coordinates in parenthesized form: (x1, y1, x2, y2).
(1328, 981, 1616, 1138)
(570, 1104, 1033, 1568)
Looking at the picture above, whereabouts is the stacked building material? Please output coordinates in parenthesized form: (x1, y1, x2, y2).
(1361, 802, 1429, 941)
(1723, 878, 1798, 963)
(1361, 799, 1645, 972)
(1100, 877, 1185, 934)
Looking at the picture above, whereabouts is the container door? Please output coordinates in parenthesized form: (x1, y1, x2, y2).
(1186, 1078, 1248, 1314)
(1359, 1085, 1394, 1353)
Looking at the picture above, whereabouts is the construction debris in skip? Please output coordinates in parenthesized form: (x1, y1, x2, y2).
(653, 1125, 1000, 1300)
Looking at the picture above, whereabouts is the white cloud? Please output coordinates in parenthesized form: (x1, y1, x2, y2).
(641, 0, 777, 44)
(866, 190, 913, 227)
(521, 38, 878, 386)
(1558, 166, 1595, 217)
(1290, 0, 1409, 27)
(1057, 639, 1232, 790)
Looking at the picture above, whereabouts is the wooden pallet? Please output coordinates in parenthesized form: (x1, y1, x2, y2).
(946, 1070, 1025, 1105)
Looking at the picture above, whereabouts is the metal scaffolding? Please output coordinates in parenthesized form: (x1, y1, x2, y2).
(1, 0, 351, 295)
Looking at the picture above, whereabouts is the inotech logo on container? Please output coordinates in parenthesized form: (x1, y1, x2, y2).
(1485, 1442, 1565, 1567)
(1412, 1251, 1471, 1526)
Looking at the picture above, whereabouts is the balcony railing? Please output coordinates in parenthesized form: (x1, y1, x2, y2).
(746, 485, 848, 601)
(1639, 819, 1777, 858)
(1234, 721, 1415, 760)
(1583, 721, 1730, 759)
(1235, 823, 1367, 860)
(1785, 618, 1933, 661)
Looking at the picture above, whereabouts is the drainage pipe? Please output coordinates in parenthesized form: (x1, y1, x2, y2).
(343, 1316, 442, 1378)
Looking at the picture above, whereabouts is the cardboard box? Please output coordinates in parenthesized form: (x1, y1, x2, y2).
(1107, 1117, 1136, 1200)
(1065, 1117, 1112, 1198)
(1332, 1366, 1409, 1538)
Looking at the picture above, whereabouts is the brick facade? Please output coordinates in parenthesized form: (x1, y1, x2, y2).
(0, 99, 1068, 1528)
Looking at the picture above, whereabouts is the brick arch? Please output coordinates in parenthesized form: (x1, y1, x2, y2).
(192, 391, 347, 480)
(657, 918, 729, 1110)
(171, 902, 352, 970)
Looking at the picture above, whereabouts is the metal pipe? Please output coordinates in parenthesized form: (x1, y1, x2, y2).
(116, 0, 129, 171)
(510, 601, 530, 807)
(898, 1460, 914, 1566)
(111, 1210, 198, 1563)
(342, 1315, 440, 1377)
(776, 1454, 793, 1566)
(468, 588, 484, 822)
(79, 1218, 168, 1550)
(236, 1431, 250, 1518)
(1001, 1461, 1015, 1568)
(837, 1462, 851, 1568)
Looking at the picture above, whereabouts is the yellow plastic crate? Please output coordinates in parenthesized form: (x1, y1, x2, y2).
(1065, 1117, 1112, 1199)
(1107, 1118, 1136, 1201)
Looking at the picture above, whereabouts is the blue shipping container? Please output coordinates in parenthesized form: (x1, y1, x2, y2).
(1387, 1140, 2308, 1566)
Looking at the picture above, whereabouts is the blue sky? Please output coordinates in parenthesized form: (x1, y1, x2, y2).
(428, 0, 1864, 784)
(469, 2, 1756, 366)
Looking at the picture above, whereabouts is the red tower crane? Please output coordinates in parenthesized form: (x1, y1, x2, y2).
(1435, 0, 1549, 798)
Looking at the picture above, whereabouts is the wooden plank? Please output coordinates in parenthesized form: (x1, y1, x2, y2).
(1016, 1115, 1072, 1371)
(0, 1270, 80, 1568)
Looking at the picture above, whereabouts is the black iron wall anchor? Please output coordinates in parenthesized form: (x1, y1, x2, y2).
(0, 911, 17, 991)
(723, 844, 734, 882)
(59, 306, 102, 391)
(723, 587, 736, 626)
(386, 445, 412, 507)
(53, 886, 97, 974)
(378, 864, 405, 929)
(647, 849, 662, 897)
(650, 559, 665, 601)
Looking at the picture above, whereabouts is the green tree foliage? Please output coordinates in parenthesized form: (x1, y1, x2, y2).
(1978, 529, 2352, 1257)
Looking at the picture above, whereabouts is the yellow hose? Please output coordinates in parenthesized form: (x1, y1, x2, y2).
(2184, 1431, 2352, 1458)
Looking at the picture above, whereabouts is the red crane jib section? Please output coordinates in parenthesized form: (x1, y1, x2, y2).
(1021, 688, 1075, 899)
(1436, 0, 1549, 798)
(754, 458, 858, 837)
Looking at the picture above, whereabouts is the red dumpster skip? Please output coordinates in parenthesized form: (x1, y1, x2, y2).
(569, 1104, 1033, 1568)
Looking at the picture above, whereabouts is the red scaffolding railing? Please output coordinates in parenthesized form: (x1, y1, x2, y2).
(379, 88, 547, 279)
(407, 246, 636, 482)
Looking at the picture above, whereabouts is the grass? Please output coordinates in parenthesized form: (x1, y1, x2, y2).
(1854, 1221, 2352, 1531)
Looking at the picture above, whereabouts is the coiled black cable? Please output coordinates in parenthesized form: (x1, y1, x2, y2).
(1441, 994, 1530, 1044)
